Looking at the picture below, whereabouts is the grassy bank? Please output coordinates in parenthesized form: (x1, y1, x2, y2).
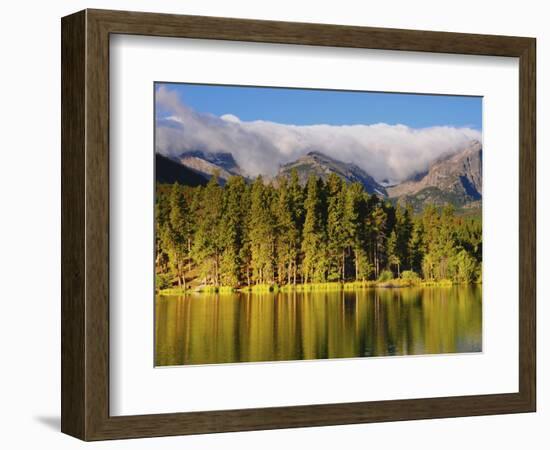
(158, 285, 237, 295)
(157, 278, 478, 295)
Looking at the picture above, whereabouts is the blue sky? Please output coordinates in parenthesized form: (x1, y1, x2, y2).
(155, 83, 482, 181)
(155, 82, 482, 130)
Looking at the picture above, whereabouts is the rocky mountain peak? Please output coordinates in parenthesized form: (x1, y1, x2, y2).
(387, 141, 482, 211)
(279, 151, 387, 196)
(177, 150, 243, 184)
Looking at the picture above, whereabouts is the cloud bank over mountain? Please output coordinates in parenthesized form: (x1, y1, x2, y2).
(155, 86, 482, 183)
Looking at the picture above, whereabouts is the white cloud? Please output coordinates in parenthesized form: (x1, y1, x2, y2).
(155, 86, 482, 182)
(220, 114, 241, 123)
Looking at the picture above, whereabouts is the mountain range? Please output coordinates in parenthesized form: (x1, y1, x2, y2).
(386, 140, 482, 211)
(156, 140, 482, 211)
(278, 151, 387, 196)
(177, 150, 243, 184)
(155, 153, 209, 186)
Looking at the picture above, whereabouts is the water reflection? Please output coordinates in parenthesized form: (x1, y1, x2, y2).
(155, 286, 482, 366)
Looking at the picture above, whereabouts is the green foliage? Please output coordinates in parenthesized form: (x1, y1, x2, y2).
(401, 270, 421, 282)
(157, 288, 189, 295)
(249, 177, 276, 285)
(378, 270, 394, 282)
(217, 286, 237, 294)
(370, 203, 388, 278)
(452, 249, 478, 283)
(281, 282, 343, 292)
(157, 183, 191, 290)
(421, 278, 454, 287)
(219, 176, 247, 287)
(343, 280, 376, 289)
(196, 285, 220, 293)
(301, 175, 328, 283)
(354, 247, 373, 282)
(408, 221, 424, 273)
(274, 173, 302, 285)
(241, 284, 274, 293)
(155, 172, 481, 289)
(417, 203, 481, 283)
(156, 273, 172, 290)
(326, 174, 348, 281)
(192, 175, 224, 285)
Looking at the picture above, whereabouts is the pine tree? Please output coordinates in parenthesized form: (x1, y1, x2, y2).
(395, 204, 412, 271)
(387, 230, 400, 277)
(408, 219, 424, 274)
(249, 176, 276, 284)
(192, 174, 224, 285)
(219, 176, 247, 286)
(287, 169, 304, 284)
(155, 171, 482, 288)
(435, 204, 458, 280)
(301, 175, 327, 283)
(239, 183, 253, 287)
(452, 249, 478, 283)
(155, 186, 170, 274)
(326, 174, 347, 281)
(274, 175, 304, 285)
(370, 203, 388, 279)
(344, 182, 368, 281)
(354, 247, 373, 282)
(160, 183, 190, 289)
(186, 185, 203, 272)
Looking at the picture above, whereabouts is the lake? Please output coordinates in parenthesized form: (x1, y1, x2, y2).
(155, 286, 482, 366)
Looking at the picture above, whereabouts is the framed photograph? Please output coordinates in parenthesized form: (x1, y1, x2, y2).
(61, 9, 536, 440)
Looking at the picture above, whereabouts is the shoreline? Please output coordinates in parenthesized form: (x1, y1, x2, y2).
(157, 280, 481, 296)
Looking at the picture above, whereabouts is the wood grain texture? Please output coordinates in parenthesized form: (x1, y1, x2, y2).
(89, 8, 532, 56)
(61, 10, 86, 439)
(61, 9, 537, 441)
(85, 10, 111, 439)
(518, 39, 536, 409)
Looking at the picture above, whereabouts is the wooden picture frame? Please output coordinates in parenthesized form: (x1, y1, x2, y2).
(61, 9, 536, 441)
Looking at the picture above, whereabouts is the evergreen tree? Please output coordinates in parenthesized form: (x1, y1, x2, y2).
(186, 185, 203, 272)
(326, 174, 348, 281)
(160, 183, 190, 289)
(387, 230, 400, 277)
(370, 203, 388, 279)
(301, 175, 327, 283)
(287, 169, 304, 284)
(408, 219, 425, 274)
(155, 172, 482, 288)
(155, 186, 170, 274)
(219, 176, 247, 286)
(344, 182, 368, 281)
(239, 184, 253, 286)
(435, 204, 459, 279)
(452, 249, 478, 283)
(192, 174, 224, 285)
(395, 204, 412, 271)
(249, 176, 276, 284)
(274, 175, 304, 285)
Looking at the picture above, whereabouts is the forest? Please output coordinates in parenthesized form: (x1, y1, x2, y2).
(155, 170, 482, 292)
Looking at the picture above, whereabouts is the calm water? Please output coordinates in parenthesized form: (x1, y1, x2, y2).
(155, 286, 482, 366)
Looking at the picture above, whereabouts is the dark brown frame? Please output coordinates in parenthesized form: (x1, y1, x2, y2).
(61, 9, 536, 441)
